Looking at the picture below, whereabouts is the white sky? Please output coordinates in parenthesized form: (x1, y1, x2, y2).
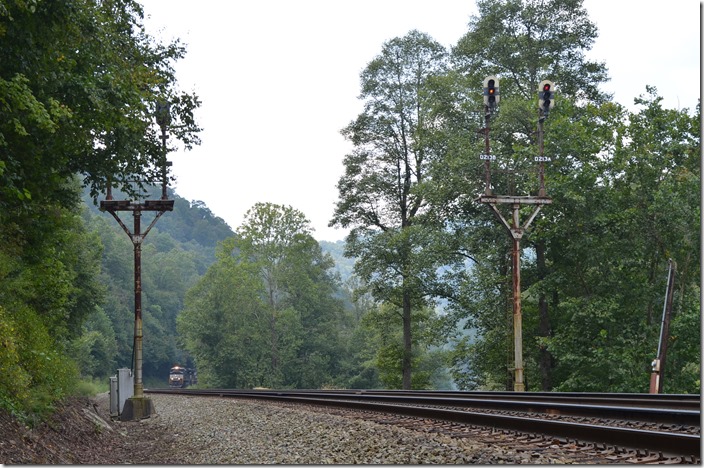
(140, 0, 700, 242)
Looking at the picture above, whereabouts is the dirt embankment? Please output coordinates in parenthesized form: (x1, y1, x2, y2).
(0, 393, 171, 464)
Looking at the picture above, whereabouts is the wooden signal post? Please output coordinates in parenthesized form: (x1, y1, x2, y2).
(101, 101, 174, 420)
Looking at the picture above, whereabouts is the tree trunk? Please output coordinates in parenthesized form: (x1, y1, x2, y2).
(536, 241, 552, 390)
(402, 288, 412, 390)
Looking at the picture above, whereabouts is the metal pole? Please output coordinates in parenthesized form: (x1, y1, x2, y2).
(160, 125, 168, 200)
(484, 105, 492, 195)
(133, 209, 143, 399)
(477, 88, 554, 392)
(100, 101, 175, 420)
(107, 176, 113, 201)
(511, 204, 525, 391)
(538, 112, 547, 197)
(156, 100, 171, 201)
(650, 259, 676, 393)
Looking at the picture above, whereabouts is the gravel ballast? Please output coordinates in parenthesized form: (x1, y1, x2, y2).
(136, 393, 568, 464)
(1, 391, 583, 463)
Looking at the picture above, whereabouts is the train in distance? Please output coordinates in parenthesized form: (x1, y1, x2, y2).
(168, 364, 198, 388)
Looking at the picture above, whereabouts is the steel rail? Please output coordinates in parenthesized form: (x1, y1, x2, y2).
(146, 388, 700, 456)
(269, 391, 700, 426)
(163, 388, 700, 406)
(148, 388, 700, 425)
(335, 390, 701, 410)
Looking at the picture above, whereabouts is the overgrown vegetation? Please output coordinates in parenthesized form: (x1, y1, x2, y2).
(0, 0, 200, 421)
(0, 0, 698, 424)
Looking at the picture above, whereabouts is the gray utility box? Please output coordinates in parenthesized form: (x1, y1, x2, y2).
(109, 376, 118, 416)
(109, 368, 134, 417)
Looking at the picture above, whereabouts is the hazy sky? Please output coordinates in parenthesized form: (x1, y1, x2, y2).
(140, 0, 700, 242)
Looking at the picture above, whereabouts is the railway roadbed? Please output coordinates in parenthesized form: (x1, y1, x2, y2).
(141, 393, 701, 463)
(150, 387, 700, 463)
(3, 392, 698, 464)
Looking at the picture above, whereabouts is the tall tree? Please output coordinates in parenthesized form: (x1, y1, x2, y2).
(453, 0, 608, 104)
(330, 30, 453, 389)
(236, 203, 315, 380)
(539, 90, 700, 392)
(178, 244, 267, 387)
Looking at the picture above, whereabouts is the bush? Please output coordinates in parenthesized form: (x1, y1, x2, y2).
(0, 305, 79, 424)
(73, 379, 108, 397)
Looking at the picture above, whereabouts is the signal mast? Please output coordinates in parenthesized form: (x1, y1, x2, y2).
(477, 77, 554, 391)
(100, 101, 174, 419)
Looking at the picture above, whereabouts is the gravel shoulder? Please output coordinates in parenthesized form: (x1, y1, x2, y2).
(1, 392, 570, 464)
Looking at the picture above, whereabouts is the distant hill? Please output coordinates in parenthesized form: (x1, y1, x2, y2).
(82, 185, 235, 270)
(319, 240, 355, 284)
(84, 185, 357, 279)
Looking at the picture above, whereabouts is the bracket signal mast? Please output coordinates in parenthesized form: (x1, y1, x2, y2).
(477, 78, 554, 391)
(100, 101, 174, 420)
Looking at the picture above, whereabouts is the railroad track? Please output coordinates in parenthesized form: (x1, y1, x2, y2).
(147, 388, 700, 461)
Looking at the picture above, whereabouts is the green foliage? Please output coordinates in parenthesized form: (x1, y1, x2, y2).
(178, 254, 266, 387)
(0, 0, 201, 419)
(179, 203, 347, 389)
(331, 30, 461, 389)
(536, 91, 701, 393)
(0, 304, 79, 422)
(73, 378, 109, 397)
(0, 180, 101, 417)
(82, 187, 233, 382)
(69, 307, 118, 379)
(0, 0, 201, 207)
(665, 284, 701, 392)
(455, 0, 609, 103)
(359, 303, 452, 390)
(0, 305, 31, 415)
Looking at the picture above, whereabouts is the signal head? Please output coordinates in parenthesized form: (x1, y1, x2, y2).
(538, 80, 555, 112)
(483, 75, 500, 108)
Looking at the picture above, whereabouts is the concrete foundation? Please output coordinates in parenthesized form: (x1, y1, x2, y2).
(119, 396, 156, 421)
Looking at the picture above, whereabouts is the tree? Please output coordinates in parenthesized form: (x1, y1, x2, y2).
(0, 0, 201, 415)
(0, 0, 201, 210)
(330, 30, 453, 389)
(178, 246, 267, 387)
(180, 203, 346, 389)
(360, 302, 452, 389)
(454, 0, 609, 104)
(539, 90, 700, 392)
(236, 203, 315, 382)
(70, 306, 118, 380)
(0, 180, 101, 417)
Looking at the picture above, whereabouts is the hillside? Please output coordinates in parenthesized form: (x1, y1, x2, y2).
(82, 186, 234, 267)
(319, 239, 355, 284)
